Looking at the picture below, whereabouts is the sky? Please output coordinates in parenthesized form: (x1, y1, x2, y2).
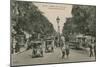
(34, 2, 72, 34)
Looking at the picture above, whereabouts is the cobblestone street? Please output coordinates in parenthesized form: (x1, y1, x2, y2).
(11, 47, 95, 66)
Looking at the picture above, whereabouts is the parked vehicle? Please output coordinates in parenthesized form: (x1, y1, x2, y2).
(69, 35, 95, 49)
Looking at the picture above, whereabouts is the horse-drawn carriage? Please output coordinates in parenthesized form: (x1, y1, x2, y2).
(45, 39, 54, 53)
(31, 40, 43, 58)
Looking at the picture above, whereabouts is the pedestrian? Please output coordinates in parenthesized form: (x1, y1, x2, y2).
(15, 42, 20, 53)
(54, 36, 58, 47)
(89, 44, 93, 57)
(61, 45, 66, 59)
(65, 44, 70, 58)
(32, 43, 37, 58)
(11, 45, 14, 54)
(94, 45, 96, 57)
(26, 39, 31, 50)
(61, 35, 69, 59)
(61, 35, 65, 45)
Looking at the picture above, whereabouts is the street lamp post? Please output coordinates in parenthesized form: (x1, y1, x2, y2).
(56, 16, 60, 47)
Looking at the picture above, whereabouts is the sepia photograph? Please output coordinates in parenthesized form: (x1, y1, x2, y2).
(11, 0, 96, 66)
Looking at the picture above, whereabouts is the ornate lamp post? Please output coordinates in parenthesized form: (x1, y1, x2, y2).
(56, 16, 60, 34)
(56, 16, 60, 47)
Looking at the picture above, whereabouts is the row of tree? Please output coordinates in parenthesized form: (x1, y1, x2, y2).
(63, 5, 96, 39)
(11, 1, 55, 39)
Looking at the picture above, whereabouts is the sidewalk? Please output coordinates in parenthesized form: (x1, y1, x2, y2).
(13, 47, 27, 55)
